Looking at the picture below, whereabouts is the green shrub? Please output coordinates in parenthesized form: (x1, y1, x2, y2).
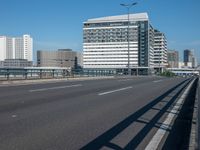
(160, 70, 175, 77)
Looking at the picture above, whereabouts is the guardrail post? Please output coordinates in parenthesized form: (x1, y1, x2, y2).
(25, 70, 28, 80)
(52, 69, 55, 78)
(40, 69, 42, 79)
(6, 69, 10, 80)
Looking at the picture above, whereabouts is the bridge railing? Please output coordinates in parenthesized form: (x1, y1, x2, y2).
(0, 68, 116, 81)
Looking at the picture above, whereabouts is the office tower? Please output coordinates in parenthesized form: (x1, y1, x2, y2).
(83, 13, 154, 74)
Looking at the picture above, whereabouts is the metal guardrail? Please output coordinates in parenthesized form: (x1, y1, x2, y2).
(197, 77, 200, 150)
(0, 68, 116, 81)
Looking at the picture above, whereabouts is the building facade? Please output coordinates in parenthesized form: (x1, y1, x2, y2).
(83, 13, 155, 74)
(167, 50, 179, 68)
(37, 49, 77, 68)
(0, 35, 33, 61)
(154, 29, 167, 72)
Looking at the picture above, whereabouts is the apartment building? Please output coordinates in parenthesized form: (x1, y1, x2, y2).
(0, 35, 33, 61)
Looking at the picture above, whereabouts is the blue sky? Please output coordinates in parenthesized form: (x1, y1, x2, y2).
(0, 0, 200, 62)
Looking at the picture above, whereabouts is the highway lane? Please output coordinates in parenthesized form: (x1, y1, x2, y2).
(0, 76, 165, 112)
(0, 76, 189, 150)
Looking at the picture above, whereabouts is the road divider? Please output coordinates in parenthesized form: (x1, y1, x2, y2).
(98, 86, 133, 96)
(153, 80, 163, 83)
(29, 84, 82, 92)
(118, 79, 133, 82)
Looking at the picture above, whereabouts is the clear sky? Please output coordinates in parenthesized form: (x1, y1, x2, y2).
(0, 0, 200, 62)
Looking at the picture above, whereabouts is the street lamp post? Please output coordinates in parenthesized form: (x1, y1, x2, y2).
(159, 52, 161, 75)
(120, 2, 137, 76)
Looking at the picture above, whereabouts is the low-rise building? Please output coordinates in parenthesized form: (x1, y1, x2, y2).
(37, 49, 78, 69)
(0, 59, 33, 68)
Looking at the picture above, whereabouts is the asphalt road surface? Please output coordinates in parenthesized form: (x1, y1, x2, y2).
(0, 76, 190, 150)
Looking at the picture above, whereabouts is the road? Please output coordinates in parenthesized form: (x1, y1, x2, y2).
(0, 76, 190, 150)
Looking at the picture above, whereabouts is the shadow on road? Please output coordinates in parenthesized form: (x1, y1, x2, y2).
(80, 79, 190, 150)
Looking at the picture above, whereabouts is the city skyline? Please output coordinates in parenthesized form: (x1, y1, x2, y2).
(0, 0, 199, 62)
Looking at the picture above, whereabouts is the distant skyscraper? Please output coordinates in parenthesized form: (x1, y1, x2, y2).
(167, 50, 179, 68)
(184, 49, 193, 64)
(0, 35, 33, 61)
(183, 49, 197, 68)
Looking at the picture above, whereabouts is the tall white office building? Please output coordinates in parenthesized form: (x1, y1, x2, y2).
(0, 35, 33, 61)
(83, 13, 155, 75)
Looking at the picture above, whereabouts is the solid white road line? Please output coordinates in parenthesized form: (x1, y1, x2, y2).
(29, 84, 82, 92)
(98, 86, 133, 96)
(153, 80, 163, 83)
(145, 79, 195, 150)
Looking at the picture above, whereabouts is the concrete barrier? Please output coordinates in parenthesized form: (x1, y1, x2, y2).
(0, 76, 114, 86)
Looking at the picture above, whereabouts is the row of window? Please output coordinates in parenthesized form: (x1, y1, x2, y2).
(84, 46, 138, 49)
(84, 63, 137, 67)
(84, 22, 139, 28)
(84, 39, 138, 43)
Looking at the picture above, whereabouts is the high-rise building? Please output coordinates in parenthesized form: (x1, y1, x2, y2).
(0, 36, 14, 60)
(23, 35, 33, 61)
(83, 13, 155, 74)
(154, 29, 167, 71)
(0, 35, 33, 61)
(184, 49, 193, 64)
(167, 50, 179, 68)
